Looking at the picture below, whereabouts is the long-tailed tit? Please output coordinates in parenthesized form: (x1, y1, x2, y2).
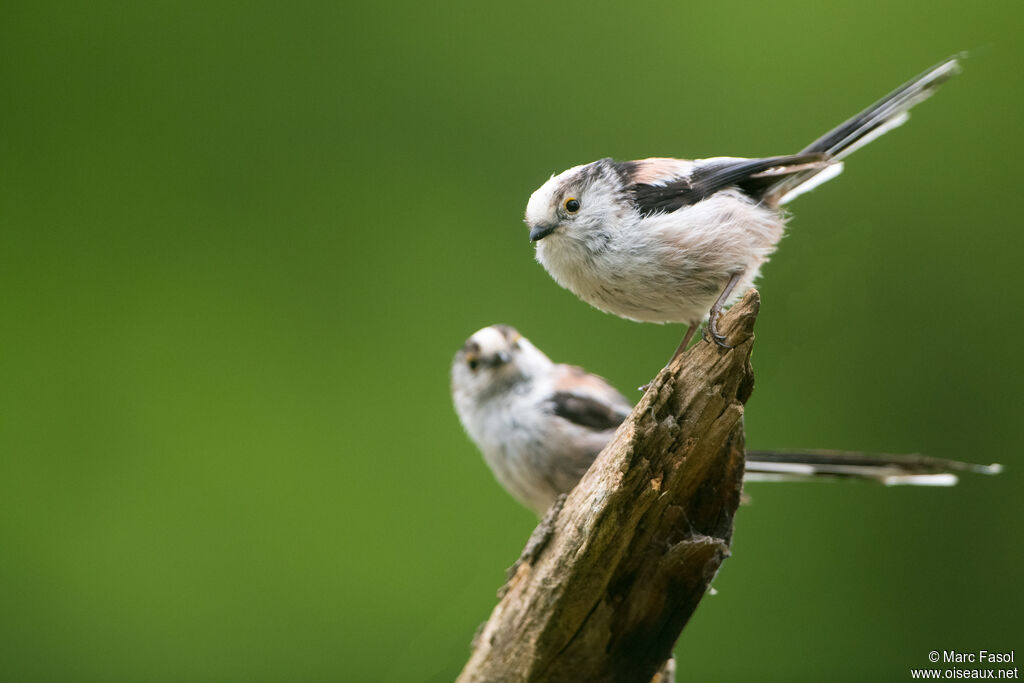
(525, 56, 962, 355)
(451, 325, 1000, 516)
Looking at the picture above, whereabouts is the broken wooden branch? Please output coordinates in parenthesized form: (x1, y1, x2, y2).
(458, 289, 761, 683)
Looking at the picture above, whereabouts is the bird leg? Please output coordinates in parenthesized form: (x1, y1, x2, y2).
(671, 323, 699, 362)
(639, 322, 700, 392)
(703, 272, 743, 349)
(641, 278, 741, 392)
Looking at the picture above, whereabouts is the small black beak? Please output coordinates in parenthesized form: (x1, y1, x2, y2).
(529, 223, 557, 242)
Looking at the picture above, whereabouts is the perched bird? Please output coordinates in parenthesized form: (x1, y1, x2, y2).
(525, 56, 962, 356)
(451, 325, 1000, 516)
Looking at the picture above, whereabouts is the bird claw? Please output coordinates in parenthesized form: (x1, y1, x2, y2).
(704, 311, 732, 349)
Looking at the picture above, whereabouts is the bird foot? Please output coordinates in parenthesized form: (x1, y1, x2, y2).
(703, 310, 732, 349)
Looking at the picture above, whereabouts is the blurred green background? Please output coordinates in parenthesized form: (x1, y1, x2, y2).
(2, 1, 1022, 681)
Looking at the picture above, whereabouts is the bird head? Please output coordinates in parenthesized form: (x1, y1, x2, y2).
(524, 158, 628, 246)
(451, 325, 552, 402)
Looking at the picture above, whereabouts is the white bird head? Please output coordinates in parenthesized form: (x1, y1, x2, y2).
(524, 159, 631, 247)
(450, 325, 552, 403)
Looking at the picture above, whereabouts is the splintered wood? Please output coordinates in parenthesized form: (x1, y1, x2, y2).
(459, 290, 761, 683)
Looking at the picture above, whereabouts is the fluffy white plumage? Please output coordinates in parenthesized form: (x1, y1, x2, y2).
(451, 324, 622, 513)
(532, 185, 782, 324)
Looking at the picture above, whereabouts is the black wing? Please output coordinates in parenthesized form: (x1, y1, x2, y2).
(625, 153, 828, 217)
(548, 391, 629, 432)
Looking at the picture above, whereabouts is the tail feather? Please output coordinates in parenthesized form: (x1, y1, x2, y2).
(745, 449, 1001, 486)
(770, 54, 963, 205)
(801, 55, 962, 159)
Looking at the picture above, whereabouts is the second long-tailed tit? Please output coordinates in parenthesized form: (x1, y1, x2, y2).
(524, 56, 962, 355)
(451, 325, 1000, 516)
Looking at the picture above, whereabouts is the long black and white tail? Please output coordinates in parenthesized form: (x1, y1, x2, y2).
(768, 54, 963, 205)
(745, 449, 1001, 486)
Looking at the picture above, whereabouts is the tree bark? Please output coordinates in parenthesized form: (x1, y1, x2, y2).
(458, 289, 760, 683)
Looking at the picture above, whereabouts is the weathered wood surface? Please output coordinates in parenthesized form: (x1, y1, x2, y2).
(458, 289, 761, 683)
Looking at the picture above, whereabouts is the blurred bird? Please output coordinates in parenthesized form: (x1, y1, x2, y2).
(525, 56, 963, 356)
(451, 325, 1000, 516)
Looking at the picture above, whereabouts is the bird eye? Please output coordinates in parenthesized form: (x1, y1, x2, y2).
(564, 197, 581, 213)
(467, 358, 479, 371)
